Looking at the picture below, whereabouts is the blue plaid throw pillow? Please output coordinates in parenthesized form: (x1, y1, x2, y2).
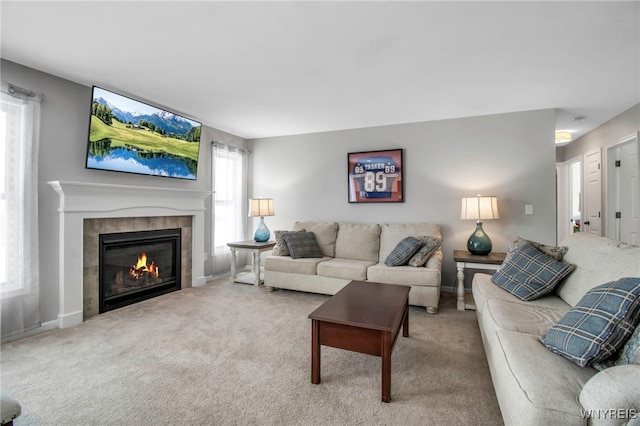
(491, 242, 575, 301)
(540, 277, 640, 367)
(282, 231, 324, 259)
(385, 236, 422, 266)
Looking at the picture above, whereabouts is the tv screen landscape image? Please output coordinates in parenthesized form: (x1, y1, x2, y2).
(86, 86, 202, 180)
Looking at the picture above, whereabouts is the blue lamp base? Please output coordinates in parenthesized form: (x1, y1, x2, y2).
(253, 217, 270, 242)
(467, 221, 492, 255)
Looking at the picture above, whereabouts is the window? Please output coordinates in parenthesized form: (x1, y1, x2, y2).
(1, 89, 32, 295)
(212, 142, 248, 254)
(0, 101, 7, 291)
(1, 81, 42, 338)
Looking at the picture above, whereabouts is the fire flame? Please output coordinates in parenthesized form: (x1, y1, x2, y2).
(129, 252, 159, 279)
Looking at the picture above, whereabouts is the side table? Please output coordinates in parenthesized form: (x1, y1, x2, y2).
(227, 240, 276, 286)
(453, 250, 506, 311)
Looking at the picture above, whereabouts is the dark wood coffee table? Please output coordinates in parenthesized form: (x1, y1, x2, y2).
(308, 280, 410, 403)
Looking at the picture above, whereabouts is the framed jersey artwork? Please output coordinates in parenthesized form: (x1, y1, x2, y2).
(348, 149, 404, 203)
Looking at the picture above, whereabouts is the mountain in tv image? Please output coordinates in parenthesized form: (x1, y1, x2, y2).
(93, 96, 198, 139)
(87, 87, 201, 180)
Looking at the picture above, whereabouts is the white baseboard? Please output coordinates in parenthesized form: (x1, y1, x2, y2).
(58, 310, 83, 328)
(1, 319, 58, 343)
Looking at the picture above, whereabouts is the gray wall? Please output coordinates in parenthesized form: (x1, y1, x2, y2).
(556, 104, 640, 162)
(1, 59, 245, 325)
(248, 109, 558, 291)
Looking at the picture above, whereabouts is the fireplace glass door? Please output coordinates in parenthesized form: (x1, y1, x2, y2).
(99, 228, 181, 313)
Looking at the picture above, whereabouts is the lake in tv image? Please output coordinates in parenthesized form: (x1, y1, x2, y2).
(86, 87, 202, 180)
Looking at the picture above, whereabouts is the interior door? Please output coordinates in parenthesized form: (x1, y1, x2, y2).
(583, 149, 602, 236)
(608, 134, 640, 244)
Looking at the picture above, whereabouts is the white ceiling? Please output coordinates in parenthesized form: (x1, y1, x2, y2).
(1, 1, 638, 140)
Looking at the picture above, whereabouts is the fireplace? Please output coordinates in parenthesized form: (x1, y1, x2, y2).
(49, 181, 209, 328)
(99, 228, 181, 313)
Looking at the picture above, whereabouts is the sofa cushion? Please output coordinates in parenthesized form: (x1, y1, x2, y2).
(264, 256, 328, 275)
(385, 236, 422, 266)
(504, 236, 568, 264)
(317, 258, 375, 281)
(283, 231, 324, 259)
(485, 299, 567, 336)
(556, 233, 640, 307)
(493, 329, 596, 422)
(379, 223, 441, 261)
(293, 221, 339, 257)
(491, 243, 575, 301)
(407, 236, 442, 267)
(334, 223, 381, 262)
(540, 277, 640, 367)
(367, 263, 441, 287)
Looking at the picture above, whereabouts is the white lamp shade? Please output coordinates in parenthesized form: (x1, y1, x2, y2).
(249, 198, 275, 217)
(461, 196, 499, 220)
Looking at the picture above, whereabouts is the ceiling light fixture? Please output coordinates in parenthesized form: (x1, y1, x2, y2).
(555, 130, 573, 144)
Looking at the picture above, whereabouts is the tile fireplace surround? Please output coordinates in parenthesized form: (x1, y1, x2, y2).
(49, 181, 210, 328)
(83, 216, 191, 320)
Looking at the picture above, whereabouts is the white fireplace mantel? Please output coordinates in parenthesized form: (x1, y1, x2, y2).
(48, 180, 211, 328)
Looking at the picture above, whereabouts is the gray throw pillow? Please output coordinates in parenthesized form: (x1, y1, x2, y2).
(283, 231, 324, 259)
(491, 242, 575, 301)
(385, 236, 422, 266)
(504, 236, 568, 264)
(407, 236, 442, 267)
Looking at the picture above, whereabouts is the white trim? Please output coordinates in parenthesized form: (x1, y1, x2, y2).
(1, 319, 58, 343)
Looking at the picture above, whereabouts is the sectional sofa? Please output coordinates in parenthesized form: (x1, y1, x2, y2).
(473, 233, 640, 425)
(264, 221, 442, 313)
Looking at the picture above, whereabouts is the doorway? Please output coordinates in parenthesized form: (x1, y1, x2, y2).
(557, 157, 582, 243)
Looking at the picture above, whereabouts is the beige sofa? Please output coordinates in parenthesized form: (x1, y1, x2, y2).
(264, 221, 442, 313)
(472, 233, 640, 425)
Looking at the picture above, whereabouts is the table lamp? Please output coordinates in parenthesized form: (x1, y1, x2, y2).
(249, 198, 275, 242)
(461, 195, 499, 255)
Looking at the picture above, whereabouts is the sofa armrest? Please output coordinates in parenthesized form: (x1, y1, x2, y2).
(578, 365, 640, 425)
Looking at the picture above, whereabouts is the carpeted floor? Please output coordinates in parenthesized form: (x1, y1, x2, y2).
(1, 279, 503, 425)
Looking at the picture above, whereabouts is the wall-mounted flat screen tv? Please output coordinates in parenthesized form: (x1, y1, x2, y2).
(86, 86, 202, 180)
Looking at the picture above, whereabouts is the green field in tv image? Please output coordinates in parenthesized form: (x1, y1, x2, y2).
(87, 87, 201, 180)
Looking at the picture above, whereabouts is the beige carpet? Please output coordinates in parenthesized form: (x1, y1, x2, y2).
(1, 279, 503, 425)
